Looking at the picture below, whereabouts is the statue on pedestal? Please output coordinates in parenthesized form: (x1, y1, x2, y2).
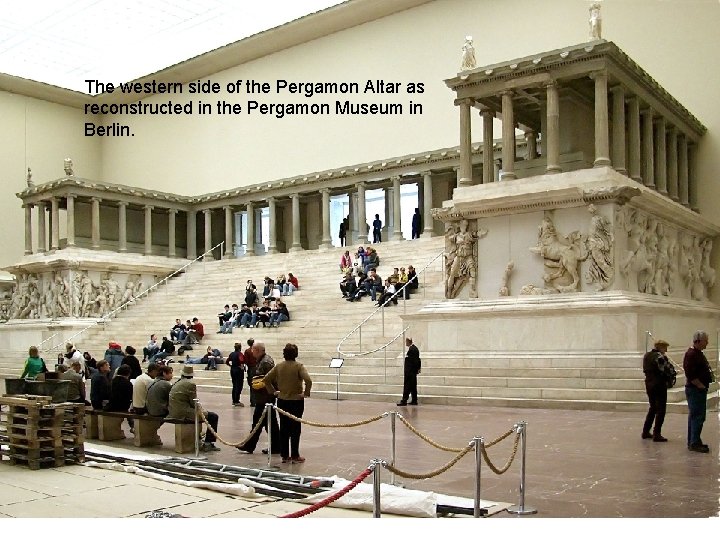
(445, 218, 486, 299)
(460, 35, 476, 71)
(64, 158, 74, 176)
(26, 168, 34, 187)
(589, 2, 602, 40)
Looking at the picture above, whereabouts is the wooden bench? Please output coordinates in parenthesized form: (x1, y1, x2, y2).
(85, 410, 196, 453)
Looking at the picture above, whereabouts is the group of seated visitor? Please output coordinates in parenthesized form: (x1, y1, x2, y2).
(88, 360, 221, 451)
(341, 265, 418, 306)
(216, 298, 291, 333)
(340, 246, 381, 275)
(169, 317, 205, 345)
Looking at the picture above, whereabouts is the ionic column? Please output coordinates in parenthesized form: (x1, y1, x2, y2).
(187, 210, 197, 259)
(641, 109, 655, 188)
(678, 135, 689, 207)
(144, 205, 153, 255)
(458, 98, 474, 186)
(628, 97, 641, 182)
(481, 109, 494, 184)
(611, 85, 626, 174)
(545, 82, 561, 174)
(349, 192, 358, 243)
(36, 201, 46, 253)
(267, 197, 277, 254)
(593, 71, 611, 167)
(501, 91, 517, 180)
(290, 194, 303, 252)
(168, 208, 177, 257)
(654, 117, 667, 195)
(357, 183, 368, 242)
(688, 144, 698, 212)
(423, 172, 434, 236)
(118, 201, 128, 253)
(66, 195, 75, 246)
(384, 186, 393, 239)
(320, 190, 331, 249)
(23, 204, 33, 255)
(494, 160, 501, 182)
(91, 197, 101, 249)
(245, 202, 256, 256)
(667, 127, 679, 202)
(203, 208, 214, 260)
(50, 197, 59, 250)
(224, 206, 234, 258)
(392, 175, 403, 241)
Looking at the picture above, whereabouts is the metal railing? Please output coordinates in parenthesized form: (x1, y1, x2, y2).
(37, 241, 225, 354)
(336, 249, 444, 361)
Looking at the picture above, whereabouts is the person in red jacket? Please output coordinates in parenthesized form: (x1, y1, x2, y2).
(186, 317, 204, 344)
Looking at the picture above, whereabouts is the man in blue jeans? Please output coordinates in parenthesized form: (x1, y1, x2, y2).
(683, 331, 714, 453)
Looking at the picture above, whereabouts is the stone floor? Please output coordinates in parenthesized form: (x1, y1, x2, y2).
(0, 383, 718, 526)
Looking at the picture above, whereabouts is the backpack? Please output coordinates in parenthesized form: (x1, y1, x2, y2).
(659, 356, 677, 388)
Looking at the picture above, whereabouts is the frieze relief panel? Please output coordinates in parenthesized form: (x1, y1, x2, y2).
(444, 218, 487, 299)
(3, 269, 157, 322)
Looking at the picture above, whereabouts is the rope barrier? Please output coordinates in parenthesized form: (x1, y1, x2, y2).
(279, 467, 374, 518)
(480, 431, 522, 474)
(198, 407, 268, 448)
(396, 415, 515, 452)
(274, 406, 387, 428)
(384, 444, 474, 479)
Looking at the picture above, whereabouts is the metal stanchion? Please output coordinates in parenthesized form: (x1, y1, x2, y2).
(371, 459, 383, 518)
(381, 305, 385, 337)
(359, 326, 362, 352)
(266, 403, 273, 469)
(473, 437, 484, 517)
(507, 421, 537, 515)
(645, 330, 653, 352)
(390, 412, 397, 486)
(193, 399, 207, 461)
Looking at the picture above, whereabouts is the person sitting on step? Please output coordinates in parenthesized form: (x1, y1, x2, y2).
(283, 272, 299, 296)
(240, 302, 259, 328)
(217, 304, 233, 331)
(268, 300, 290, 327)
(219, 304, 240, 334)
(257, 299, 272, 327)
(170, 319, 187, 343)
(143, 334, 160, 361)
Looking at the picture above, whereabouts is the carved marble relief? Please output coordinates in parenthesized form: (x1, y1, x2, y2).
(529, 214, 587, 293)
(585, 205, 614, 291)
(620, 209, 652, 292)
(444, 218, 487, 299)
(498, 261, 514, 297)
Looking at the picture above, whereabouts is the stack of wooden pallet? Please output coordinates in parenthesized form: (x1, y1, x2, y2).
(0, 395, 85, 470)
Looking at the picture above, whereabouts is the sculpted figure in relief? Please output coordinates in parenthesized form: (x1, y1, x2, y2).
(679, 234, 704, 300)
(19, 275, 40, 319)
(460, 36, 476, 71)
(79, 271, 97, 317)
(42, 276, 56, 319)
(445, 219, 486, 299)
(653, 223, 673, 297)
(620, 209, 652, 292)
(120, 275, 140, 306)
(10, 274, 29, 319)
(700, 238, 715, 291)
(102, 273, 121, 312)
(529, 215, 587, 293)
(589, 2, 602, 40)
(640, 218, 659, 294)
(498, 261, 514, 297)
(585, 204, 614, 291)
(54, 273, 71, 317)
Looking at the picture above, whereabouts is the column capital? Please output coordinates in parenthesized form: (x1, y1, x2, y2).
(319, 188, 330, 194)
(202, 208, 212, 214)
(22, 202, 34, 209)
(610, 83, 625, 94)
(290, 193, 300, 200)
(222, 205, 233, 211)
(454, 97, 475, 107)
(544, 79, 560, 89)
(640, 107, 654, 117)
(245, 200, 255, 208)
(500, 89, 514, 98)
(390, 175, 401, 182)
(91, 196, 102, 203)
(267, 196, 276, 203)
(167, 207, 177, 214)
(144, 204, 154, 211)
(589, 69, 608, 80)
(355, 181, 365, 189)
(117, 200, 129, 207)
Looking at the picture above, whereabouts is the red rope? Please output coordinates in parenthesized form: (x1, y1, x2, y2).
(280, 468, 374, 518)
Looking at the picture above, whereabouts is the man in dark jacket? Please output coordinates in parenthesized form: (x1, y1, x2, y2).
(683, 331, 714, 453)
(397, 337, 421, 406)
(641, 339, 671, 442)
(90, 360, 112, 409)
(236, 341, 280, 455)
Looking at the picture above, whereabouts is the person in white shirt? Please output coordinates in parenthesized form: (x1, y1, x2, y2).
(64, 342, 86, 377)
(131, 364, 160, 415)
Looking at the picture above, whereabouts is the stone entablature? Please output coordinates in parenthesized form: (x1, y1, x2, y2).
(445, 40, 707, 211)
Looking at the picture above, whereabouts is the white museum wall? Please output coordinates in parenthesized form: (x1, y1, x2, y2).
(0, 90, 102, 272)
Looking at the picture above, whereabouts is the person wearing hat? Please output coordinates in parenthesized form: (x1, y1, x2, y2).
(642, 339, 672, 442)
(167, 365, 221, 452)
(103, 341, 125, 375)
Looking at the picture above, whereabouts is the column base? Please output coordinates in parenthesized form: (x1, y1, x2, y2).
(224, 252, 235, 259)
(204, 254, 215, 261)
(391, 232, 404, 241)
(458, 177, 473, 187)
(422, 229, 435, 237)
(267, 247, 278, 255)
(593, 159, 611, 168)
(244, 250, 256, 257)
(614, 167, 628, 176)
(545, 166, 562, 174)
(500, 172, 517, 181)
(289, 245, 304, 253)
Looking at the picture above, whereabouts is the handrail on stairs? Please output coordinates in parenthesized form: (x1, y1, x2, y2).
(37, 241, 226, 353)
(336, 249, 444, 359)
